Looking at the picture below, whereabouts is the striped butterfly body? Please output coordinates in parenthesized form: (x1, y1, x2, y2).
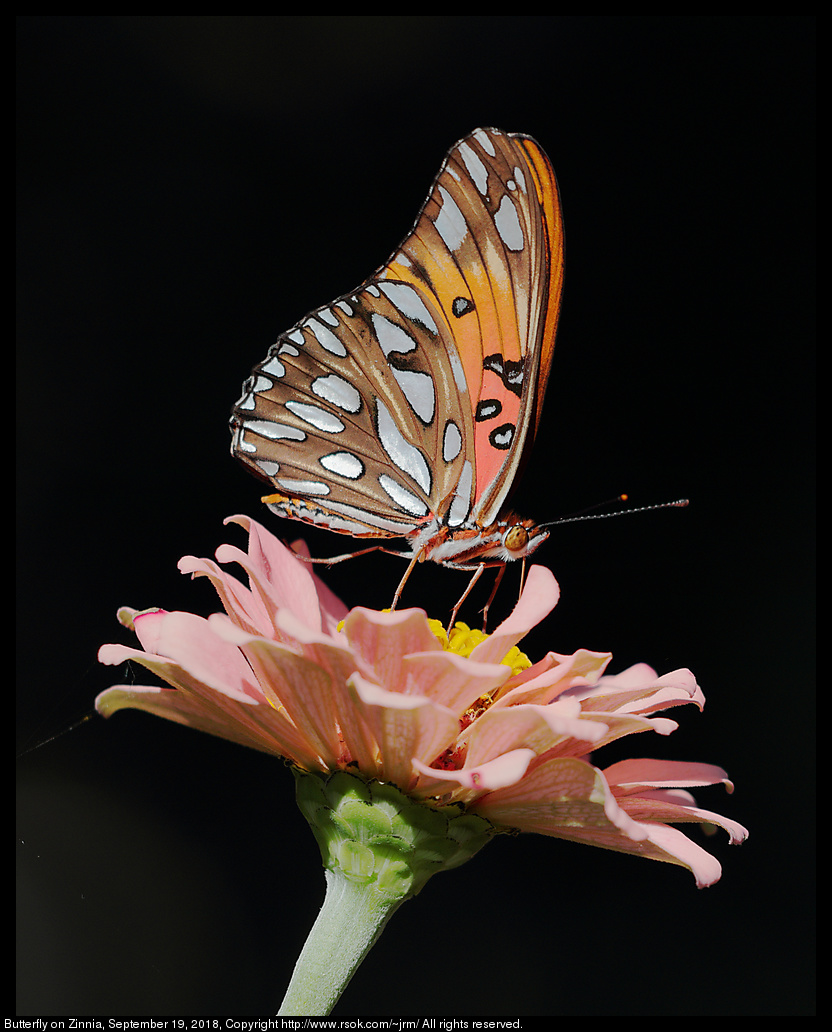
(230, 127, 564, 593)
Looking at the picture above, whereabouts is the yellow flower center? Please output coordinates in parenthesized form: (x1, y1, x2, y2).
(428, 619, 532, 678)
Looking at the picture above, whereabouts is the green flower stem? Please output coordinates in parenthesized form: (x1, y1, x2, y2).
(279, 768, 497, 1015)
(277, 867, 405, 1015)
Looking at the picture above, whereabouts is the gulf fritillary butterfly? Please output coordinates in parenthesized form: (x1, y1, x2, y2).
(230, 127, 563, 604)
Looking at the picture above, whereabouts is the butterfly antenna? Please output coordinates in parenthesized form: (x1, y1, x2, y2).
(541, 497, 689, 529)
(557, 493, 630, 519)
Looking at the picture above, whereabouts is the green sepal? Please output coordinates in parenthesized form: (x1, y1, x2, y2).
(293, 767, 495, 900)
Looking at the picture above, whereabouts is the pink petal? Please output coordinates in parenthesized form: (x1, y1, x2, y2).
(94, 683, 277, 754)
(268, 609, 374, 693)
(633, 823, 724, 888)
(604, 758, 735, 793)
(270, 606, 341, 653)
(98, 633, 259, 707)
(122, 607, 166, 654)
(544, 711, 679, 760)
(341, 607, 442, 686)
(178, 553, 271, 636)
(221, 515, 324, 632)
(98, 638, 258, 708)
(115, 606, 141, 630)
(469, 565, 559, 666)
(205, 615, 350, 769)
(98, 612, 332, 766)
(400, 650, 511, 716)
(287, 538, 349, 632)
(462, 700, 607, 769)
(473, 756, 728, 886)
(596, 661, 658, 686)
(349, 672, 460, 787)
(616, 793, 749, 846)
(94, 669, 322, 767)
(581, 665, 705, 715)
(412, 748, 536, 794)
(257, 610, 387, 772)
(207, 611, 377, 775)
(473, 756, 644, 839)
(134, 610, 264, 702)
(494, 648, 612, 708)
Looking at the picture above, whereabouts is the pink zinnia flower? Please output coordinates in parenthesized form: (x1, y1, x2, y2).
(96, 515, 747, 1013)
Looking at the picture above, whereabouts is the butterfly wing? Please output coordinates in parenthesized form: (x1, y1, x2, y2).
(230, 127, 563, 543)
(379, 128, 563, 527)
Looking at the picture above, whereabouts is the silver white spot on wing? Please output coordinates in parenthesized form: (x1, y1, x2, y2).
(434, 185, 468, 252)
(277, 478, 330, 496)
(261, 356, 285, 378)
(285, 400, 346, 433)
(319, 498, 420, 536)
(251, 374, 272, 393)
(376, 399, 431, 495)
(443, 421, 462, 462)
(448, 348, 468, 393)
(370, 312, 435, 422)
(372, 313, 417, 356)
(243, 420, 306, 442)
(393, 369, 435, 424)
(459, 142, 489, 195)
(306, 318, 347, 357)
(234, 427, 256, 453)
(378, 282, 438, 335)
(378, 474, 429, 518)
(255, 459, 280, 478)
(473, 129, 498, 156)
(446, 460, 473, 527)
(311, 374, 362, 413)
(494, 194, 524, 252)
(235, 372, 271, 412)
(319, 451, 364, 479)
(318, 307, 339, 327)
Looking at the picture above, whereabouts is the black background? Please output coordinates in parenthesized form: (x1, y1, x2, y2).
(17, 16, 814, 1016)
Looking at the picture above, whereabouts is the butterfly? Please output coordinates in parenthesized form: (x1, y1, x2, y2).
(230, 127, 564, 611)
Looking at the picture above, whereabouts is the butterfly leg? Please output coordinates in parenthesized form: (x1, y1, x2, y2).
(447, 564, 488, 632)
(292, 545, 388, 566)
(390, 548, 425, 611)
(479, 563, 508, 633)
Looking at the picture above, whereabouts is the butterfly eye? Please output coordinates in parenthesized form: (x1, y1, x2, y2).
(502, 525, 530, 554)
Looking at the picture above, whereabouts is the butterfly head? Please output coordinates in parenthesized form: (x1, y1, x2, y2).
(480, 513, 550, 565)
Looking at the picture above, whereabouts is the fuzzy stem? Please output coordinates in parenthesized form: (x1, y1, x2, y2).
(277, 868, 405, 1016)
